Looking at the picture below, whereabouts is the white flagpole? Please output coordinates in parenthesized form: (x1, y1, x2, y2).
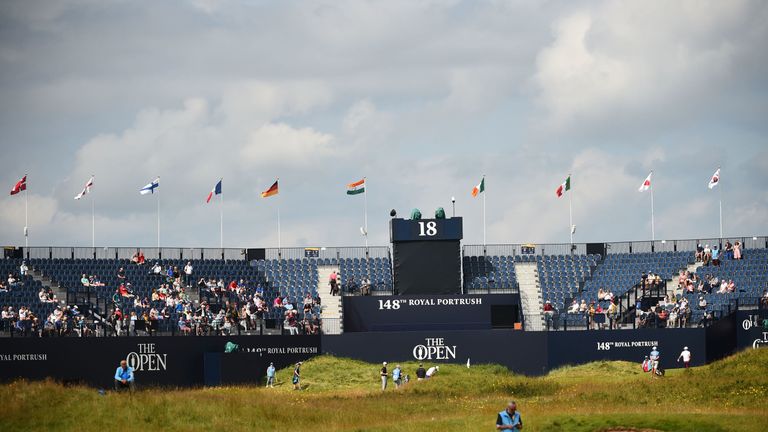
(220, 179, 224, 250)
(92, 198, 95, 248)
(482, 175, 486, 246)
(24, 185, 28, 248)
(157, 180, 161, 249)
(718, 168, 723, 239)
(568, 175, 573, 244)
(364, 177, 368, 248)
(650, 180, 655, 242)
(277, 179, 281, 251)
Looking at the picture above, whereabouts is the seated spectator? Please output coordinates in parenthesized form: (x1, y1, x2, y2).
(178, 316, 192, 335)
(361, 277, 371, 296)
(0, 280, 8, 292)
(567, 300, 579, 314)
(228, 280, 238, 292)
(81, 274, 90, 286)
(345, 276, 359, 294)
(668, 307, 678, 328)
(727, 280, 736, 293)
(579, 299, 587, 313)
(7, 273, 19, 289)
(543, 301, 554, 319)
(273, 296, 284, 309)
(761, 290, 768, 307)
(695, 244, 704, 262)
(131, 251, 145, 265)
(284, 309, 299, 335)
(117, 267, 126, 281)
(150, 262, 162, 275)
(19, 261, 29, 276)
(698, 296, 707, 310)
(117, 283, 135, 298)
(114, 360, 135, 392)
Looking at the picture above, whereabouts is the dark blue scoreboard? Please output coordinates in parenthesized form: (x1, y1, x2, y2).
(390, 217, 463, 295)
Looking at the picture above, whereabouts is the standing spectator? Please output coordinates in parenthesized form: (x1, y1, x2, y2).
(724, 241, 733, 260)
(649, 346, 660, 378)
(292, 362, 302, 390)
(380, 361, 388, 390)
(114, 359, 135, 392)
(19, 261, 29, 276)
(677, 346, 692, 368)
(426, 365, 439, 378)
(495, 401, 523, 431)
(733, 241, 742, 260)
(266, 362, 276, 388)
(329, 271, 339, 296)
(392, 364, 402, 389)
(416, 363, 426, 381)
(117, 267, 126, 282)
(361, 277, 371, 296)
(702, 245, 712, 266)
(183, 262, 193, 287)
(695, 244, 704, 262)
(711, 245, 721, 266)
(543, 301, 555, 327)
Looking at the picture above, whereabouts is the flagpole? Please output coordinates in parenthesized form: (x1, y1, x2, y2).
(24, 186, 28, 248)
(650, 179, 655, 242)
(718, 168, 723, 240)
(157, 180, 161, 250)
(482, 175, 486, 246)
(220, 183, 224, 250)
(277, 179, 281, 251)
(92, 198, 95, 249)
(363, 177, 368, 248)
(568, 174, 573, 244)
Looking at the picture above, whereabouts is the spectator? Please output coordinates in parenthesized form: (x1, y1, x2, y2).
(649, 346, 660, 378)
(361, 277, 371, 296)
(733, 241, 742, 260)
(19, 261, 29, 276)
(345, 276, 358, 295)
(292, 362, 302, 390)
(761, 290, 768, 308)
(7, 273, 19, 289)
(543, 301, 554, 325)
(183, 262, 193, 286)
(567, 300, 579, 314)
(416, 363, 426, 381)
(150, 262, 162, 275)
(0, 280, 7, 292)
(698, 296, 707, 310)
(329, 271, 339, 296)
(114, 359, 135, 392)
(578, 300, 587, 313)
(496, 401, 523, 431)
(426, 365, 439, 378)
(724, 241, 733, 260)
(380, 361, 388, 390)
(266, 362, 276, 388)
(607, 301, 618, 329)
(393, 364, 402, 389)
(677, 346, 692, 368)
(695, 244, 704, 262)
(711, 245, 721, 266)
(117, 267, 126, 281)
(702, 245, 712, 266)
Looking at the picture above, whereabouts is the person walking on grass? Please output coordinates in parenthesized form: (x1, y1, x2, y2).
(677, 346, 692, 369)
(392, 364, 402, 389)
(266, 362, 276, 388)
(496, 401, 523, 431)
(416, 363, 426, 381)
(380, 361, 388, 390)
(649, 346, 661, 378)
(292, 362, 302, 390)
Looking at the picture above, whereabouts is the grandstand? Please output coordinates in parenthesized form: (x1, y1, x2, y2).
(1, 235, 766, 338)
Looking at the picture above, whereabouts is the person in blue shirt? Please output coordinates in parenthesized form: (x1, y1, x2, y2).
(114, 360, 135, 392)
(392, 364, 402, 389)
(649, 346, 661, 377)
(496, 401, 523, 430)
(266, 362, 276, 388)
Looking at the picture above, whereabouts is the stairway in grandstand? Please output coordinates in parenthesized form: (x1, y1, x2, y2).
(317, 265, 343, 334)
(514, 262, 545, 331)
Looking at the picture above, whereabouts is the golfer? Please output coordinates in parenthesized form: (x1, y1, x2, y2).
(496, 401, 523, 430)
(266, 362, 276, 388)
(677, 346, 692, 368)
(292, 362, 302, 390)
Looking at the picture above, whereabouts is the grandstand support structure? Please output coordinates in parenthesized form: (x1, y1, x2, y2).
(515, 261, 545, 330)
(317, 265, 343, 334)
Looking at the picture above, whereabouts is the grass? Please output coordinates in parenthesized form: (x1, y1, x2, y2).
(1, 348, 767, 431)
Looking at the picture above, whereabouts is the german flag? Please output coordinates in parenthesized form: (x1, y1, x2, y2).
(261, 180, 279, 198)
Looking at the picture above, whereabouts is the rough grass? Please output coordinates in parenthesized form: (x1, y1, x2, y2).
(1, 349, 766, 432)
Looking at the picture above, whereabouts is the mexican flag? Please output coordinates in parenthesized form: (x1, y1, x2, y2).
(555, 175, 571, 197)
(471, 177, 485, 197)
(347, 178, 365, 195)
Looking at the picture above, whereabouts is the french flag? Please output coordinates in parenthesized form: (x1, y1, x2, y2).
(206, 179, 222, 203)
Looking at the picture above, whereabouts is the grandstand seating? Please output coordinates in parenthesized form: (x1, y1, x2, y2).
(0, 259, 54, 320)
(537, 254, 600, 306)
(462, 254, 518, 291)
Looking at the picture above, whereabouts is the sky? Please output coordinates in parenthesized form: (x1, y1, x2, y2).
(0, 0, 766, 249)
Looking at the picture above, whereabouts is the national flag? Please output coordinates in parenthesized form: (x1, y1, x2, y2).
(10, 175, 26, 196)
(555, 175, 571, 198)
(638, 172, 652, 192)
(346, 178, 365, 195)
(140, 177, 160, 195)
(471, 177, 485, 197)
(74, 176, 94, 200)
(261, 180, 279, 198)
(708, 168, 720, 189)
(206, 179, 222, 203)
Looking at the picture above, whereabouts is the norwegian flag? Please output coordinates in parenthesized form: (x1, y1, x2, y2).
(638, 172, 652, 192)
(74, 176, 94, 200)
(708, 168, 720, 189)
(10, 175, 26, 195)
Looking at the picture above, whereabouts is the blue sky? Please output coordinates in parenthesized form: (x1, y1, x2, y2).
(1, 0, 766, 248)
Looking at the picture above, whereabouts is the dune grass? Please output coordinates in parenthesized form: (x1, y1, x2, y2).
(0, 348, 766, 431)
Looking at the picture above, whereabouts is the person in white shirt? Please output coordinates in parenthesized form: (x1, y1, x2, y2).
(183, 262, 193, 286)
(151, 262, 162, 275)
(567, 300, 579, 314)
(425, 365, 439, 378)
(677, 346, 692, 368)
(19, 261, 29, 276)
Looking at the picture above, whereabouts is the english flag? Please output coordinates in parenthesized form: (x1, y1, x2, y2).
(10, 175, 26, 195)
(708, 168, 720, 189)
(206, 179, 222, 203)
(638, 172, 652, 192)
(74, 176, 94, 200)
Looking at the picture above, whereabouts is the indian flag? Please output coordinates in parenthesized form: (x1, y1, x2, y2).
(471, 177, 485, 197)
(347, 178, 365, 195)
(555, 175, 570, 197)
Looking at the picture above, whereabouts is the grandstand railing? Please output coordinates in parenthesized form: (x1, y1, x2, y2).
(463, 235, 767, 256)
(11, 246, 391, 261)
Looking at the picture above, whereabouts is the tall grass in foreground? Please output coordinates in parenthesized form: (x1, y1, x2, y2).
(0, 348, 766, 432)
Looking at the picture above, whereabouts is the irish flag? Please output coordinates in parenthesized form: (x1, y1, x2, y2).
(555, 175, 570, 197)
(261, 180, 279, 198)
(347, 178, 365, 195)
(471, 177, 485, 197)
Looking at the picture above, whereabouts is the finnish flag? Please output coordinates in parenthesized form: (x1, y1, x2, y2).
(140, 177, 160, 195)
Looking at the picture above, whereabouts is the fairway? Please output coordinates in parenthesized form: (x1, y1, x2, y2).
(1, 348, 766, 432)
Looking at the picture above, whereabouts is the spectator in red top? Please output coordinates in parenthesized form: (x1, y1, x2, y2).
(228, 280, 238, 291)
